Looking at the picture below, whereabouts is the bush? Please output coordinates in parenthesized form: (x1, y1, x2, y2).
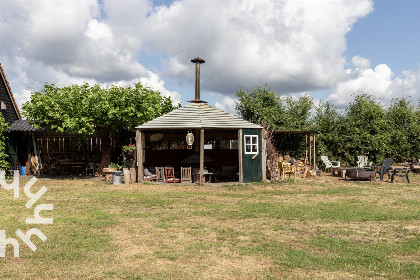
(0, 115, 9, 170)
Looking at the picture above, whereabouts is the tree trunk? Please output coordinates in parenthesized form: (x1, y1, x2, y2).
(96, 131, 113, 176)
(262, 124, 281, 182)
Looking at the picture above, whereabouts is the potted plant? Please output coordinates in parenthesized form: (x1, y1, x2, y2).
(122, 144, 136, 157)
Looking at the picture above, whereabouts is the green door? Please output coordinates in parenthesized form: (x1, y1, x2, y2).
(242, 128, 262, 182)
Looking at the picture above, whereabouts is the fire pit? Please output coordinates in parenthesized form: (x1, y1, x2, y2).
(345, 168, 376, 181)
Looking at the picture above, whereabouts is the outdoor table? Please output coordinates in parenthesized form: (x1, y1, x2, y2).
(391, 167, 410, 183)
(193, 172, 213, 183)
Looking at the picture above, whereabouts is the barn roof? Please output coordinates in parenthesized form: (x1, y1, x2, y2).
(136, 102, 261, 130)
(0, 63, 22, 121)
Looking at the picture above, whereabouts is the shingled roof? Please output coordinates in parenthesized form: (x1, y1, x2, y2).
(136, 102, 261, 130)
(9, 120, 38, 132)
(0, 63, 22, 121)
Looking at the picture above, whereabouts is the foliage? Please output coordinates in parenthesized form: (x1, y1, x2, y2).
(0, 114, 9, 170)
(236, 86, 420, 165)
(387, 98, 420, 162)
(312, 100, 345, 161)
(109, 162, 122, 170)
(22, 83, 178, 135)
(22, 83, 179, 172)
(235, 85, 286, 130)
(122, 144, 136, 153)
(235, 86, 313, 159)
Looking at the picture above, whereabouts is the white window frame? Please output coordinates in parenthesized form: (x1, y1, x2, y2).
(244, 135, 258, 155)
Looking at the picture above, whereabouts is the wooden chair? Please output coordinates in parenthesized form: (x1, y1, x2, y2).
(181, 167, 192, 183)
(156, 167, 165, 182)
(279, 161, 297, 182)
(165, 167, 180, 183)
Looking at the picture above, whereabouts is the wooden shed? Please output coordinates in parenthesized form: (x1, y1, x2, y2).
(135, 102, 265, 184)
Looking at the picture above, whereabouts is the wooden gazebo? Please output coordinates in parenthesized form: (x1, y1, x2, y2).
(135, 102, 265, 184)
(136, 57, 266, 184)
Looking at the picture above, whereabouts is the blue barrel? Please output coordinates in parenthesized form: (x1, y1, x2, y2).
(20, 166, 26, 176)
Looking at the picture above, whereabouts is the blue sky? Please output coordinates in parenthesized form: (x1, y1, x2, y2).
(345, 0, 420, 73)
(1, 0, 419, 114)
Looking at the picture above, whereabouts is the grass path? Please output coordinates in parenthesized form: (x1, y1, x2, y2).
(0, 174, 419, 279)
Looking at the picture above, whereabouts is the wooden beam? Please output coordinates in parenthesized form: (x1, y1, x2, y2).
(136, 130, 144, 183)
(309, 134, 312, 168)
(313, 133, 316, 170)
(262, 129, 266, 181)
(305, 134, 308, 165)
(238, 129, 243, 183)
(200, 129, 204, 185)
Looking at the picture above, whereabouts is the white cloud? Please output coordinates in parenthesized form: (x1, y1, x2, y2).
(8, 0, 417, 114)
(329, 60, 419, 105)
(215, 96, 237, 115)
(147, 0, 374, 94)
(0, 0, 177, 109)
(351, 55, 370, 69)
(139, 71, 182, 105)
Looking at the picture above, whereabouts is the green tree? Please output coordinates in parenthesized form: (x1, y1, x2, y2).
(22, 83, 178, 174)
(0, 114, 9, 171)
(387, 98, 420, 161)
(313, 100, 347, 163)
(235, 85, 286, 129)
(283, 95, 313, 130)
(341, 94, 389, 164)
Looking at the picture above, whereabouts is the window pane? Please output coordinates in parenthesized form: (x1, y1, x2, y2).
(252, 137, 257, 144)
(252, 145, 257, 153)
(245, 145, 251, 153)
(245, 137, 250, 144)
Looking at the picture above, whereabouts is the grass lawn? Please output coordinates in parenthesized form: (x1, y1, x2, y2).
(0, 173, 419, 279)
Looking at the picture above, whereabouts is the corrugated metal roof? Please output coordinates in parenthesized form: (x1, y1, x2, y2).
(136, 102, 262, 130)
(10, 120, 38, 131)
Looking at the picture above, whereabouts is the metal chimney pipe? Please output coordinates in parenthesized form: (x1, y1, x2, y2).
(191, 57, 205, 101)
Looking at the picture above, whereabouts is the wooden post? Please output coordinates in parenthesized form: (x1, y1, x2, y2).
(313, 133, 316, 170)
(309, 134, 312, 168)
(238, 129, 243, 183)
(136, 130, 144, 183)
(305, 134, 308, 164)
(262, 129, 266, 181)
(200, 129, 204, 185)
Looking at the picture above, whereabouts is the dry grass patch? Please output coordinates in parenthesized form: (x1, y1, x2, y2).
(0, 173, 418, 279)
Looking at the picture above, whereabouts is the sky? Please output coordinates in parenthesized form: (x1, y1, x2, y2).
(1, 0, 419, 115)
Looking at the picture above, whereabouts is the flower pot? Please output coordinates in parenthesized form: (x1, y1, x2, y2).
(123, 168, 131, 184)
(130, 167, 137, 182)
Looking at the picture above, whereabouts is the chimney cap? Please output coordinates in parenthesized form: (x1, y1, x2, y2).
(191, 57, 205, 64)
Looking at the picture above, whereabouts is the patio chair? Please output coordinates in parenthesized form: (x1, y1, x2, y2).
(86, 163, 96, 175)
(156, 167, 165, 182)
(320, 156, 340, 171)
(165, 167, 180, 183)
(181, 167, 192, 183)
(377, 158, 393, 181)
(356, 155, 373, 168)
